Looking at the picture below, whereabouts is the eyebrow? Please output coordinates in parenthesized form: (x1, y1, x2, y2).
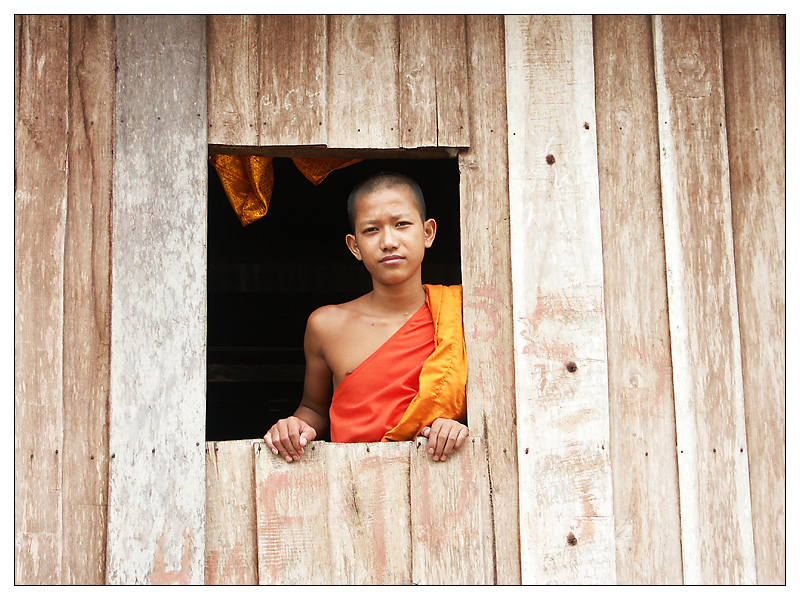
(358, 212, 415, 226)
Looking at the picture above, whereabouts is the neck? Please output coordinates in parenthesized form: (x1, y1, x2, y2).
(368, 276, 426, 315)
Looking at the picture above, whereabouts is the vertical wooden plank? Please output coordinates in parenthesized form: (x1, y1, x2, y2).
(434, 15, 470, 148)
(410, 436, 493, 584)
(505, 15, 615, 584)
(259, 15, 327, 147)
(107, 15, 207, 584)
(721, 14, 785, 585)
(207, 15, 259, 146)
(254, 441, 331, 584)
(14, 14, 69, 585)
(399, 15, 470, 149)
(326, 442, 412, 584)
(653, 14, 756, 584)
(399, 15, 438, 148)
(327, 15, 400, 149)
(592, 15, 683, 584)
(458, 14, 519, 585)
(205, 440, 258, 585)
(62, 14, 114, 585)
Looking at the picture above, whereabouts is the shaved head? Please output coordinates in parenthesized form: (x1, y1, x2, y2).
(347, 172, 426, 232)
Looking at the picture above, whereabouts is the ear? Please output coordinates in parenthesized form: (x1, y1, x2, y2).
(423, 218, 437, 249)
(345, 233, 362, 261)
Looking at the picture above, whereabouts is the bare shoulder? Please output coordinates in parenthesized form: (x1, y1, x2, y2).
(305, 295, 371, 342)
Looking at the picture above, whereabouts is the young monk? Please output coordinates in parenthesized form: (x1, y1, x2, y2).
(263, 172, 468, 463)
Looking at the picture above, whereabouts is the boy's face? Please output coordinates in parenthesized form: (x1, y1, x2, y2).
(345, 184, 436, 286)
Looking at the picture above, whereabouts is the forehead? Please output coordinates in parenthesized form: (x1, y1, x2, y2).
(353, 184, 420, 221)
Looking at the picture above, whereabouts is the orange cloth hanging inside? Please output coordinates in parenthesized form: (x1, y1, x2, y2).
(328, 284, 467, 443)
(209, 155, 362, 226)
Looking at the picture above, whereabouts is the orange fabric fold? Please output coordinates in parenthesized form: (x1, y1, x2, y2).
(209, 155, 362, 226)
(329, 303, 435, 443)
(382, 284, 467, 441)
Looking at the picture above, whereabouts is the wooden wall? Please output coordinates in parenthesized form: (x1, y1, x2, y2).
(14, 15, 784, 585)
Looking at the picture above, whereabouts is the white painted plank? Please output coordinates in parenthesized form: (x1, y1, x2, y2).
(106, 15, 208, 584)
(505, 14, 616, 584)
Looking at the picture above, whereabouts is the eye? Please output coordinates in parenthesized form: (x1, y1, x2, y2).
(362, 227, 378, 234)
(397, 221, 412, 227)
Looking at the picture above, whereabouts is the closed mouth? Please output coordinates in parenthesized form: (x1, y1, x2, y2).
(380, 255, 404, 263)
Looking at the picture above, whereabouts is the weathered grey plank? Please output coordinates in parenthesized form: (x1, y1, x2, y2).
(207, 15, 259, 146)
(458, 14, 519, 585)
(399, 15, 438, 148)
(14, 14, 69, 585)
(106, 15, 208, 584)
(325, 442, 412, 584)
(721, 14, 785, 585)
(410, 436, 493, 584)
(653, 14, 756, 584)
(433, 15, 470, 148)
(399, 15, 470, 149)
(259, 15, 327, 147)
(62, 14, 114, 585)
(505, 14, 616, 584)
(592, 15, 683, 584)
(254, 441, 332, 584)
(205, 440, 258, 585)
(327, 15, 400, 149)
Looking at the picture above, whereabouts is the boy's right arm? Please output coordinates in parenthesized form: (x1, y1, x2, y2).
(263, 308, 334, 462)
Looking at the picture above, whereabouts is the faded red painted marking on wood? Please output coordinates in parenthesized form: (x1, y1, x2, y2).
(150, 528, 194, 585)
(464, 285, 505, 342)
(205, 544, 245, 585)
(257, 471, 306, 583)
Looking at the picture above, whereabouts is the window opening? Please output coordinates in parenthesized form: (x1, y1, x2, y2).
(206, 156, 462, 442)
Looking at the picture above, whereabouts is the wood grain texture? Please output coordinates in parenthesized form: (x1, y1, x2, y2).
(721, 14, 785, 585)
(326, 442, 412, 584)
(327, 15, 400, 149)
(505, 15, 615, 584)
(206, 441, 258, 585)
(207, 15, 259, 146)
(592, 15, 683, 584)
(14, 14, 69, 584)
(106, 15, 208, 584)
(399, 15, 470, 148)
(259, 15, 327, 147)
(653, 14, 756, 584)
(458, 14, 519, 585)
(410, 436, 493, 584)
(254, 441, 332, 584)
(62, 14, 114, 585)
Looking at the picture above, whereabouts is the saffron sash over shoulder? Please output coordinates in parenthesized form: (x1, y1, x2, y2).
(382, 284, 468, 441)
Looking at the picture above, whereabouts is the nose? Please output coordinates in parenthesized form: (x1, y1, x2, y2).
(379, 227, 399, 251)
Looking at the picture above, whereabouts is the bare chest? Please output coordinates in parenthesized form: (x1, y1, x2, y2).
(326, 316, 413, 388)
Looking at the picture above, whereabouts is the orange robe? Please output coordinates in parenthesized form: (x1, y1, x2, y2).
(328, 284, 468, 443)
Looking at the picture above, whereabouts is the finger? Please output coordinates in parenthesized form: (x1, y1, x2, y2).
(286, 419, 304, 456)
(427, 421, 442, 455)
(279, 421, 302, 461)
(440, 427, 463, 461)
(299, 424, 317, 447)
(432, 425, 450, 461)
(273, 422, 294, 462)
(264, 431, 279, 455)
